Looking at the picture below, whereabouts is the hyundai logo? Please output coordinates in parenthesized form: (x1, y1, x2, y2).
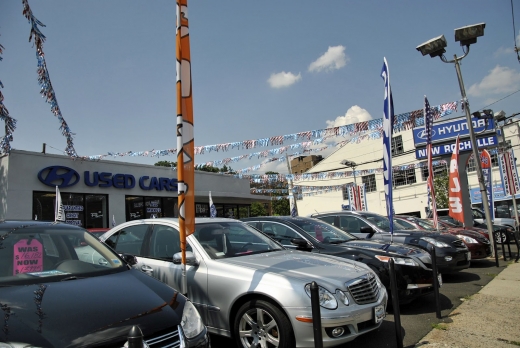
(38, 166, 80, 188)
(416, 129, 436, 139)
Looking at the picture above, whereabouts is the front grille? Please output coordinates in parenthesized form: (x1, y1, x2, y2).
(346, 273, 380, 305)
(451, 239, 466, 248)
(145, 327, 181, 348)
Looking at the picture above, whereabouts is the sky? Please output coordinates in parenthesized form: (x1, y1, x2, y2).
(1, 1, 520, 175)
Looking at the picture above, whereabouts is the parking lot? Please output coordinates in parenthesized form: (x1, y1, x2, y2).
(210, 255, 513, 348)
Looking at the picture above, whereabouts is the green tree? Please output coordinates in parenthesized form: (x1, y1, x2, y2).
(433, 171, 449, 209)
(250, 202, 267, 217)
(272, 198, 290, 216)
(154, 161, 177, 167)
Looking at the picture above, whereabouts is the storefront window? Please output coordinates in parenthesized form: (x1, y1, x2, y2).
(32, 191, 107, 228)
(126, 196, 178, 220)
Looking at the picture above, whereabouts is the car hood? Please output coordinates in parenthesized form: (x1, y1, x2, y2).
(220, 250, 373, 287)
(343, 239, 426, 256)
(0, 269, 185, 347)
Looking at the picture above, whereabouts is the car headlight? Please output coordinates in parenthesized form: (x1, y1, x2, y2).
(304, 284, 338, 309)
(181, 300, 205, 339)
(420, 237, 450, 248)
(456, 235, 478, 244)
(374, 255, 419, 266)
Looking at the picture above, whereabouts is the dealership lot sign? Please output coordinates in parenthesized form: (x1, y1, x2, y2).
(415, 135, 498, 160)
(38, 166, 178, 191)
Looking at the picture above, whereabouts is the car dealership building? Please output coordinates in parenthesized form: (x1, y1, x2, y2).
(0, 150, 267, 228)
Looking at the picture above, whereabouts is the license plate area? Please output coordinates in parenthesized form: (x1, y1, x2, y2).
(437, 273, 443, 287)
(374, 305, 385, 323)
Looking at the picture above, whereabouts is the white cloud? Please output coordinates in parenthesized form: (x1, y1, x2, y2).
(308, 45, 348, 73)
(325, 105, 373, 128)
(267, 71, 302, 88)
(467, 65, 520, 97)
(494, 46, 514, 57)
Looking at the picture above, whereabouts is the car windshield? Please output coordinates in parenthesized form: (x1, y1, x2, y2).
(394, 218, 416, 230)
(193, 221, 284, 259)
(360, 213, 407, 232)
(289, 218, 358, 243)
(0, 222, 126, 285)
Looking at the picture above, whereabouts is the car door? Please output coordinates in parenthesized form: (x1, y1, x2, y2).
(140, 223, 210, 325)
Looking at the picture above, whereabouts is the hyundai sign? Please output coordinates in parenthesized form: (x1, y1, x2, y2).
(38, 166, 178, 191)
(413, 116, 496, 147)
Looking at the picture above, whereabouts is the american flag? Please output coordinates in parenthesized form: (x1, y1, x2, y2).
(425, 96, 438, 229)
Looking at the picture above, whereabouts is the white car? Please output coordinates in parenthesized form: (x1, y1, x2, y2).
(100, 218, 388, 348)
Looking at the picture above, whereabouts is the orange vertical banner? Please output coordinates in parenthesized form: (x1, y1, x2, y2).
(448, 136, 464, 225)
(176, 0, 195, 267)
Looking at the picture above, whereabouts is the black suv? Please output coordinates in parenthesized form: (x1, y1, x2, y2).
(310, 211, 471, 273)
(241, 216, 437, 304)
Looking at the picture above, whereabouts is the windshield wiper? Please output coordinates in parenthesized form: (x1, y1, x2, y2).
(329, 240, 349, 244)
(60, 276, 82, 281)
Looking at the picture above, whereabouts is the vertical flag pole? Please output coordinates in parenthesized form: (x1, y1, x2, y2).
(381, 57, 395, 242)
(285, 153, 298, 217)
(176, 0, 196, 296)
(424, 96, 439, 231)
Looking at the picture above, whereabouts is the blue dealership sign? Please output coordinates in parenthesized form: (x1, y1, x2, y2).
(38, 166, 178, 191)
(413, 116, 495, 147)
(415, 135, 498, 160)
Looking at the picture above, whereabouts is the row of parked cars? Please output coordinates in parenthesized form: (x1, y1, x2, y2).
(0, 209, 493, 348)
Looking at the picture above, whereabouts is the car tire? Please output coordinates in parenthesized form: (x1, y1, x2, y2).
(234, 299, 294, 348)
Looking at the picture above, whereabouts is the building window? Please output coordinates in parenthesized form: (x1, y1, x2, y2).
(393, 168, 417, 187)
(391, 135, 404, 156)
(125, 196, 178, 220)
(33, 191, 108, 228)
(420, 162, 448, 181)
(362, 174, 377, 192)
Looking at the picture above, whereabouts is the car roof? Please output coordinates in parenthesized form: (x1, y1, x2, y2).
(0, 220, 86, 230)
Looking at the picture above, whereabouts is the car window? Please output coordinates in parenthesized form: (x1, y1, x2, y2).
(150, 225, 182, 259)
(260, 222, 301, 246)
(106, 225, 148, 256)
(194, 222, 283, 259)
(338, 216, 370, 233)
(316, 215, 335, 226)
(290, 218, 357, 243)
(0, 224, 125, 285)
(394, 219, 415, 230)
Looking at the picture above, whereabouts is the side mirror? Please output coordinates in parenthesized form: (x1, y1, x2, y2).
(290, 238, 312, 251)
(360, 226, 375, 238)
(120, 253, 138, 266)
(173, 251, 199, 266)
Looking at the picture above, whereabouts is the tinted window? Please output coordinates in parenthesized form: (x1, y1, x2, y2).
(260, 222, 301, 245)
(150, 225, 181, 259)
(338, 216, 370, 233)
(106, 225, 149, 256)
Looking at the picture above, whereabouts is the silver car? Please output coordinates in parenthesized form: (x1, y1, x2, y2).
(100, 218, 388, 348)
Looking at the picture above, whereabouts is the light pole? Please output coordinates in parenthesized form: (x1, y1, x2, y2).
(416, 23, 496, 253)
(341, 160, 357, 186)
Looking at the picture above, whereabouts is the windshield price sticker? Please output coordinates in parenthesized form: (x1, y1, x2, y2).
(13, 239, 43, 275)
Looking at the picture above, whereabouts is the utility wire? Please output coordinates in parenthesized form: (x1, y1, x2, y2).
(512, 0, 520, 63)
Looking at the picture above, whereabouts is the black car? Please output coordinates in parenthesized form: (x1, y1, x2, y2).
(309, 211, 471, 273)
(241, 216, 437, 304)
(0, 221, 210, 347)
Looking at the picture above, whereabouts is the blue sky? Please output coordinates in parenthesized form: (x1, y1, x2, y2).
(1, 1, 519, 174)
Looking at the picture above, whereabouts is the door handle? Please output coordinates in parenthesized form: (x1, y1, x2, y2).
(141, 265, 154, 274)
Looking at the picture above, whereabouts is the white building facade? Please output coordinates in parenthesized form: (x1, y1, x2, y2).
(294, 116, 520, 219)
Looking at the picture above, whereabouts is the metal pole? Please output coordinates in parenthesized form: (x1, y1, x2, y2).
(428, 244, 442, 319)
(310, 281, 323, 348)
(451, 53, 496, 256)
(388, 259, 403, 348)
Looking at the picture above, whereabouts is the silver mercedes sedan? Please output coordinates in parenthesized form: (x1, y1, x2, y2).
(100, 218, 388, 348)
